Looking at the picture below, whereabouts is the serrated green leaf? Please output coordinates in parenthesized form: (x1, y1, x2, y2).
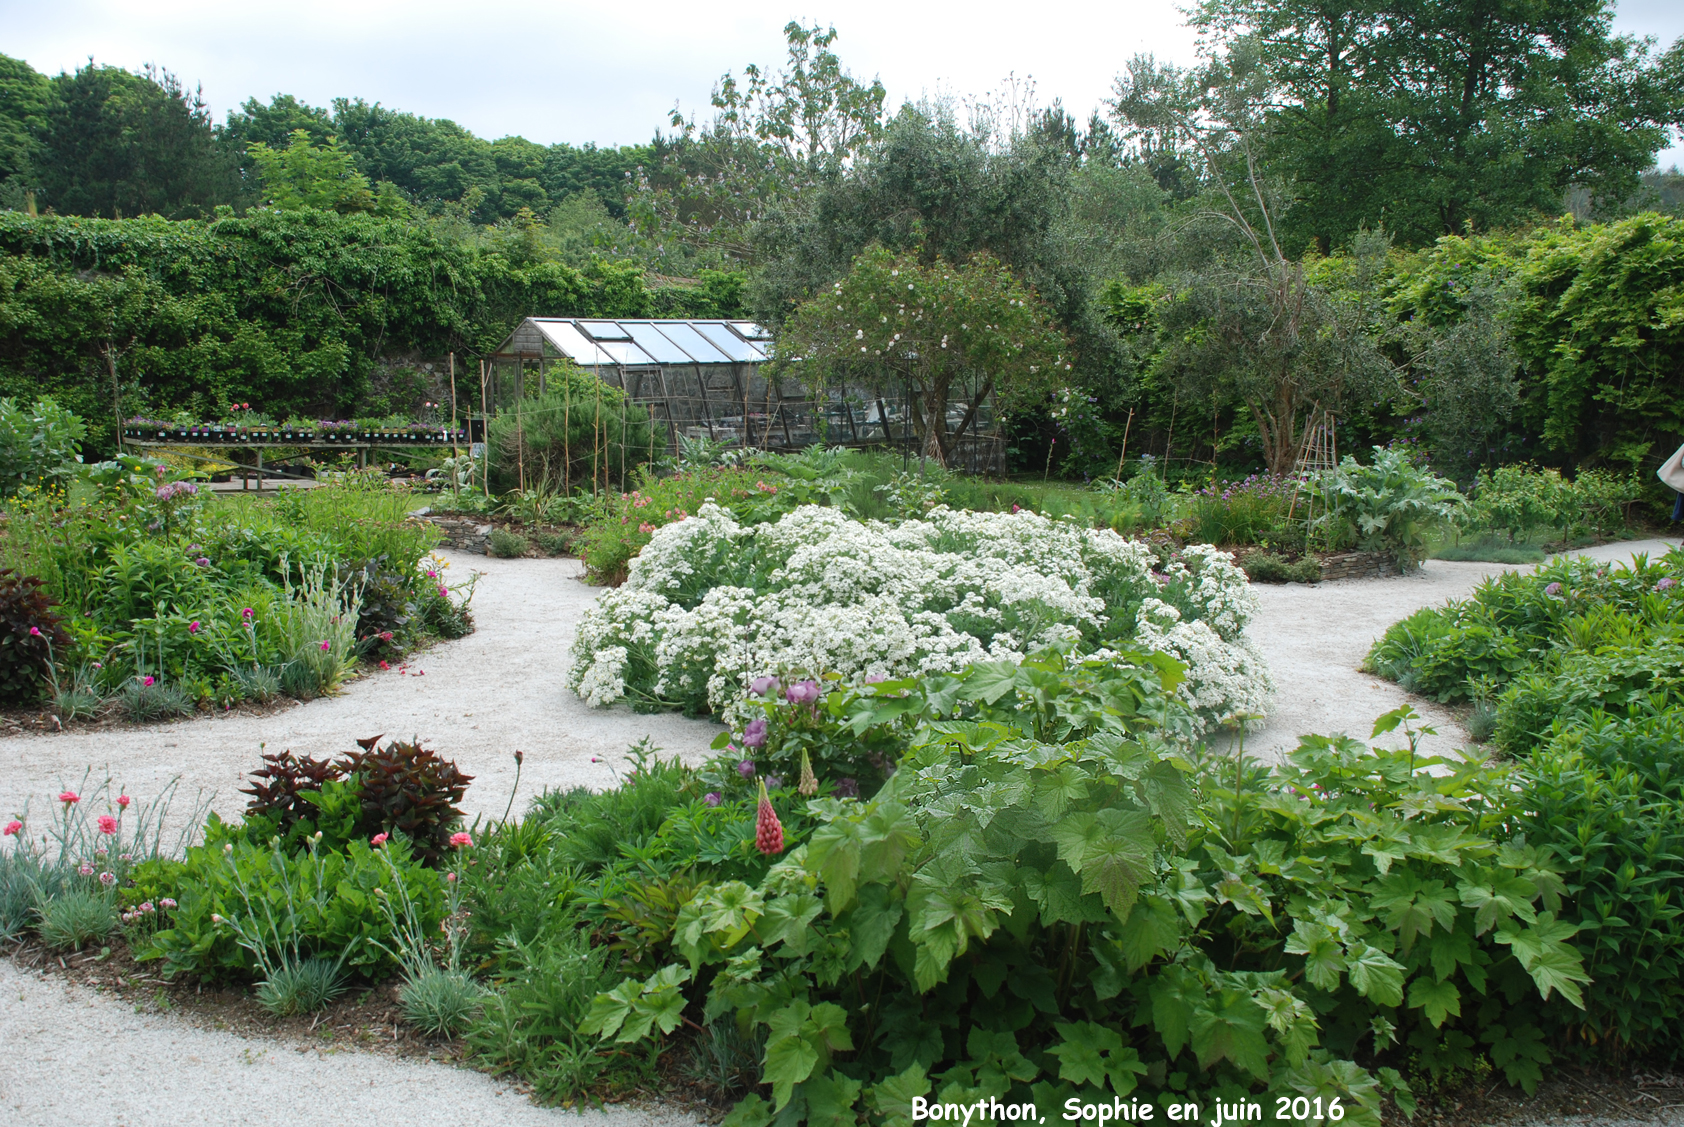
(1346, 943, 1406, 1007)
(868, 1063, 932, 1127)
(1406, 976, 1461, 1028)
(846, 884, 902, 971)
(720, 1094, 774, 1127)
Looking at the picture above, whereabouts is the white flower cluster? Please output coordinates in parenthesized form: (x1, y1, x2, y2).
(567, 503, 1270, 732)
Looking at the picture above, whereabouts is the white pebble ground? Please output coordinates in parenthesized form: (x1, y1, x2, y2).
(1, 535, 1678, 1125)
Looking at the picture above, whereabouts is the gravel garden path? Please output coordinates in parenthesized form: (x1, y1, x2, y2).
(3, 534, 1679, 1126)
(1240, 536, 1682, 762)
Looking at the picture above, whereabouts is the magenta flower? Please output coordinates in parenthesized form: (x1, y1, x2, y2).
(318, 640, 331, 651)
(28, 626, 41, 637)
(1544, 582, 1562, 596)
(241, 608, 254, 620)
(371, 833, 388, 846)
(2, 820, 20, 836)
(97, 815, 117, 835)
(188, 621, 201, 634)
(742, 717, 768, 747)
(704, 792, 722, 807)
(58, 790, 79, 805)
(737, 760, 756, 779)
(195, 558, 210, 568)
(785, 680, 820, 706)
(142, 676, 155, 687)
(438, 586, 448, 598)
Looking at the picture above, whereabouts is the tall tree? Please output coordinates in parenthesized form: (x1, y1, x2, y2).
(1194, 0, 1684, 249)
(0, 54, 50, 211)
(36, 62, 239, 218)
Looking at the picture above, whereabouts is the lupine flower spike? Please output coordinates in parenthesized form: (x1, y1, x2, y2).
(755, 779, 784, 855)
(798, 749, 818, 797)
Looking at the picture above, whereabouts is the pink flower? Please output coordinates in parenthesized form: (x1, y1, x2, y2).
(142, 676, 155, 687)
(438, 586, 448, 599)
(318, 640, 331, 651)
(379, 631, 393, 641)
(160, 898, 176, 910)
(737, 759, 756, 779)
(139, 901, 154, 913)
(742, 717, 768, 747)
(28, 626, 41, 637)
(449, 832, 472, 848)
(445, 872, 456, 882)
(117, 794, 130, 809)
(426, 570, 437, 578)
(195, 558, 210, 568)
(97, 815, 117, 835)
(704, 792, 722, 807)
(379, 660, 390, 670)
(1657, 577, 1679, 592)
(78, 862, 94, 876)
(784, 679, 820, 706)
(2, 820, 20, 836)
(188, 621, 200, 633)
(241, 608, 254, 620)
(99, 871, 115, 886)
(749, 676, 780, 697)
(371, 833, 388, 846)
(58, 790, 79, 805)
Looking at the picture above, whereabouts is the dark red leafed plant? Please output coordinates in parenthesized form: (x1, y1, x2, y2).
(344, 735, 473, 866)
(0, 568, 70, 706)
(240, 750, 344, 830)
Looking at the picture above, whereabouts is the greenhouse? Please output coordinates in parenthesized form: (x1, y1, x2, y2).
(486, 316, 1003, 469)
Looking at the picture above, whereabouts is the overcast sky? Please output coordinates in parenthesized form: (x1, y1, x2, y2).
(4, 0, 1681, 167)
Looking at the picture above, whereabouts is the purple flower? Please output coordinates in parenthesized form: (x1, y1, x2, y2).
(704, 792, 722, 807)
(749, 675, 781, 697)
(1544, 582, 1562, 596)
(742, 717, 768, 747)
(737, 759, 756, 779)
(765, 775, 783, 790)
(195, 558, 210, 568)
(785, 679, 820, 706)
(1657, 577, 1679, 592)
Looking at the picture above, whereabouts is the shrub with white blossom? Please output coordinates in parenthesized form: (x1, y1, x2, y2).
(568, 503, 1270, 732)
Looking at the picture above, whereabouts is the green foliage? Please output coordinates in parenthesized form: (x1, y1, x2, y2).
(487, 368, 662, 495)
(0, 566, 68, 705)
(0, 396, 86, 496)
(145, 830, 443, 979)
(773, 246, 1068, 464)
(1239, 553, 1321, 585)
(35, 888, 117, 951)
(247, 130, 403, 216)
(402, 965, 486, 1036)
(487, 528, 529, 558)
(1316, 448, 1463, 568)
(255, 955, 347, 1016)
(1180, 474, 1305, 550)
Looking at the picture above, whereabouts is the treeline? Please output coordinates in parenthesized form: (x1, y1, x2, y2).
(0, 209, 743, 449)
(0, 55, 648, 224)
(2, 5, 1683, 480)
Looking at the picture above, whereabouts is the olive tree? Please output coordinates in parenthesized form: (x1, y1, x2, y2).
(773, 246, 1068, 465)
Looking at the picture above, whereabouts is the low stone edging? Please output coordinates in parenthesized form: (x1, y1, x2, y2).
(1316, 550, 1403, 580)
(419, 514, 495, 555)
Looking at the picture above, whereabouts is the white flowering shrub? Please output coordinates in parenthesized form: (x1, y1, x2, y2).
(567, 503, 1268, 731)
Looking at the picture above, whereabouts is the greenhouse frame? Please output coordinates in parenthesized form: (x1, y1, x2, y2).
(485, 317, 1003, 471)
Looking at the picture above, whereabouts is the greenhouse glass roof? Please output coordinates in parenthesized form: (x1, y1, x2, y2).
(492, 318, 772, 368)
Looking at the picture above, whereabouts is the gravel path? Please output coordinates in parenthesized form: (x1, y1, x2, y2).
(1239, 537, 1680, 761)
(2, 534, 1678, 1126)
(0, 551, 724, 843)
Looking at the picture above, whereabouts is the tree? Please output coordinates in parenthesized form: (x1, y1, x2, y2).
(246, 129, 406, 215)
(1192, 0, 1684, 250)
(35, 62, 239, 218)
(0, 54, 50, 211)
(773, 245, 1067, 464)
(639, 22, 887, 260)
(1110, 53, 1396, 476)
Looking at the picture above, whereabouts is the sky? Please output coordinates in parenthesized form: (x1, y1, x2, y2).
(2, 0, 1681, 167)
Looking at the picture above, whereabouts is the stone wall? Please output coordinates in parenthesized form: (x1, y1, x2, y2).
(418, 514, 494, 555)
(1316, 550, 1403, 581)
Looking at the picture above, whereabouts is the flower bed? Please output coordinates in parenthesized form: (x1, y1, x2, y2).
(569, 503, 1270, 733)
